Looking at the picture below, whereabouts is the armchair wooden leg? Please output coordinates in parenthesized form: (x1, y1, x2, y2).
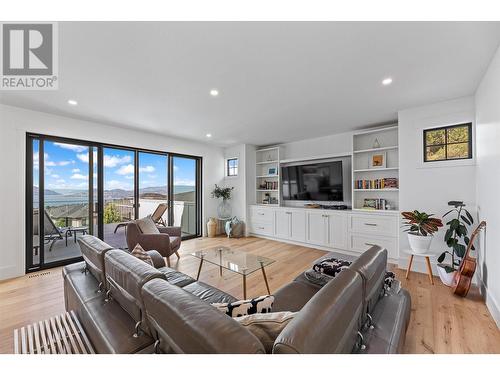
(166, 256, 171, 268)
(175, 251, 180, 259)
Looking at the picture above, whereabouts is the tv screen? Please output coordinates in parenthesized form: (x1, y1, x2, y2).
(281, 160, 343, 201)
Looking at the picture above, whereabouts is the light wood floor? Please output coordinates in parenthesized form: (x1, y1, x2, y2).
(0, 236, 499, 354)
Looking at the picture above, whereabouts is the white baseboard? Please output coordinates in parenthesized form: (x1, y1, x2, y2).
(480, 280, 500, 328)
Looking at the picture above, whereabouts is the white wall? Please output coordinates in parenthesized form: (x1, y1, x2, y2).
(281, 131, 352, 161)
(0, 104, 225, 281)
(475, 44, 500, 327)
(223, 144, 247, 221)
(398, 97, 477, 274)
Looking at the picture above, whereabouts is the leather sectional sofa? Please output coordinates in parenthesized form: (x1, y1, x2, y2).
(63, 235, 411, 354)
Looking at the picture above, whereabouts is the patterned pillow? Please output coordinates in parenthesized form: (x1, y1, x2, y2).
(212, 295, 274, 317)
(313, 257, 352, 277)
(234, 311, 297, 353)
(131, 244, 153, 266)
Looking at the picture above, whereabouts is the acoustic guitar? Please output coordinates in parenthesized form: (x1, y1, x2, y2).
(452, 221, 486, 297)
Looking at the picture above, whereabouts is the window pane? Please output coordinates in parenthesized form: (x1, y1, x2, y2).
(103, 147, 135, 249)
(173, 156, 198, 238)
(426, 145, 446, 161)
(447, 126, 469, 143)
(139, 152, 169, 227)
(447, 143, 469, 159)
(425, 129, 445, 146)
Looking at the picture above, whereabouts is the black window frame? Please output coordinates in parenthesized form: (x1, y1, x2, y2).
(26, 133, 203, 273)
(423, 123, 473, 163)
(227, 158, 238, 177)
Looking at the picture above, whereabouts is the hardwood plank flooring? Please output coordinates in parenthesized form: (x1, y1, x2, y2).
(0, 236, 498, 354)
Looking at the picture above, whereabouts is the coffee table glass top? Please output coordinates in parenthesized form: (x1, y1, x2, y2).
(191, 246, 275, 275)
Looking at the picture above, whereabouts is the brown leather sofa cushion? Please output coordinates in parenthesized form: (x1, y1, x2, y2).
(182, 281, 237, 304)
(349, 245, 387, 318)
(158, 267, 196, 288)
(78, 235, 114, 287)
(78, 297, 154, 354)
(104, 249, 166, 332)
(272, 277, 322, 312)
(63, 261, 103, 312)
(141, 278, 265, 354)
(273, 269, 364, 354)
(362, 290, 411, 354)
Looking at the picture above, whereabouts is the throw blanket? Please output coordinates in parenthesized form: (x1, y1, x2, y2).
(304, 257, 400, 294)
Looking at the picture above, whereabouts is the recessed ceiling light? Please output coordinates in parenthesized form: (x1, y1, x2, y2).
(210, 89, 219, 97)
(206, 133, 212, 138)
(67, 99, 78, 106)
(382, 78, 393, 86)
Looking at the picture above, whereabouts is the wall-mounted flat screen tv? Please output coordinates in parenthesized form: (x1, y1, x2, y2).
(281, 160, 343, 201)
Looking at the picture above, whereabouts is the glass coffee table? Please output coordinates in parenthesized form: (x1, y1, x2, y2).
(191, 246, 275, 299)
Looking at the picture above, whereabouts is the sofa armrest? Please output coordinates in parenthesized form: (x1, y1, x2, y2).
(146, 250, 166, 268)
(136, 233, 171, 255)
(158, 226, 182, 237)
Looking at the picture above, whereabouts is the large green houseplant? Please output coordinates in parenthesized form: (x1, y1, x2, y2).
(401, 210, 443, 253)
(437, 201, 474, 286)
(211, 184, 234, 219)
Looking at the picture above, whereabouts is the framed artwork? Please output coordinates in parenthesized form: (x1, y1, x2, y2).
(268, 167, 277, 175)
(370, 152, 386, 168)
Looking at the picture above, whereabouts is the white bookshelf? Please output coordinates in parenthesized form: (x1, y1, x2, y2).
(255, 146, 281, 206)
(352, 125, 399, 212)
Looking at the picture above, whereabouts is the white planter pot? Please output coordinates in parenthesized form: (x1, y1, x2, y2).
(437, 265, 457, 287)
(407, 233, 433, 254)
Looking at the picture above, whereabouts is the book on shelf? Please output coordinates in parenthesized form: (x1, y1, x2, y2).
(362, 198, 392, 210)
(258, 180, 278, 190)
(355, 178, 398, 190)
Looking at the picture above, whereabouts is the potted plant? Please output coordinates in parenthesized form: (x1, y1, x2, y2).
(401, 210, 443, 253)
(211, 184, 234, 219)
(436, 201, 474, 286)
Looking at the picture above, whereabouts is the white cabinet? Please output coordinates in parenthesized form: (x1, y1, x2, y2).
(307, 211, 348, 249)
(248, 205, 399, 261)
(327, 213, 348, 249)
(274, 210, 290, 239)
(274, 209, 306, 242)
(290, 211, 306, 242)
(306, 212, 327, 246)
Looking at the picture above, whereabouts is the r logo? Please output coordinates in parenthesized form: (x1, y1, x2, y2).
(2, 23, 53, 76)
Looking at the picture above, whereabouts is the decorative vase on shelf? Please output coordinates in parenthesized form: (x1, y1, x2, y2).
(217, 199, 232, 219)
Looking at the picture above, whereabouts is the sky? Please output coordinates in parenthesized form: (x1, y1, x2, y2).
(33, 140, 196, 191)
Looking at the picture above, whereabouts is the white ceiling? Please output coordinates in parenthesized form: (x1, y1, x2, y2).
(1, 22, 500, 146)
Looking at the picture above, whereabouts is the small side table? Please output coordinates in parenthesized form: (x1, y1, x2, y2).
(403, 249, 434, 285)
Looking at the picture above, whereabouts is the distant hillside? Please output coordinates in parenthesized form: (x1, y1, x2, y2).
(34, 186, 61, 196)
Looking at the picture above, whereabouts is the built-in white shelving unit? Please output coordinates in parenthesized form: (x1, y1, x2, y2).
(255, 146, 281, 206)
(352, 125, 399, 212)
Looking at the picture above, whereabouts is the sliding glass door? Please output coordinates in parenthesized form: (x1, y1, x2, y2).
(27, 136, 93, 271)
(26, 134, 202, 272)
(171, 155, 201, 239)
(102, 147, 136, 248)
(138, 152, 169, 225)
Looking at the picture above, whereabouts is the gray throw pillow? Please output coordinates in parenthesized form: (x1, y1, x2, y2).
(234, 311, 297, 353)
(136, 216, 160, 234)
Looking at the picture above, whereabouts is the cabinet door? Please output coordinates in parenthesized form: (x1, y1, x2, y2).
(307, 212, 327, 246)
(274, 210, 290, 239)
(327, 213, 348, 249)
(290, 211, 306, 242)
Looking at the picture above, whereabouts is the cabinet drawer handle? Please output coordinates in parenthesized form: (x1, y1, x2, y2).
(258, 226, 265, 230)
(258, 213, 265, 216)
(286, 212, 292, 214)
(365, 242, 377, 247)
(364, 223, 377, 226)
